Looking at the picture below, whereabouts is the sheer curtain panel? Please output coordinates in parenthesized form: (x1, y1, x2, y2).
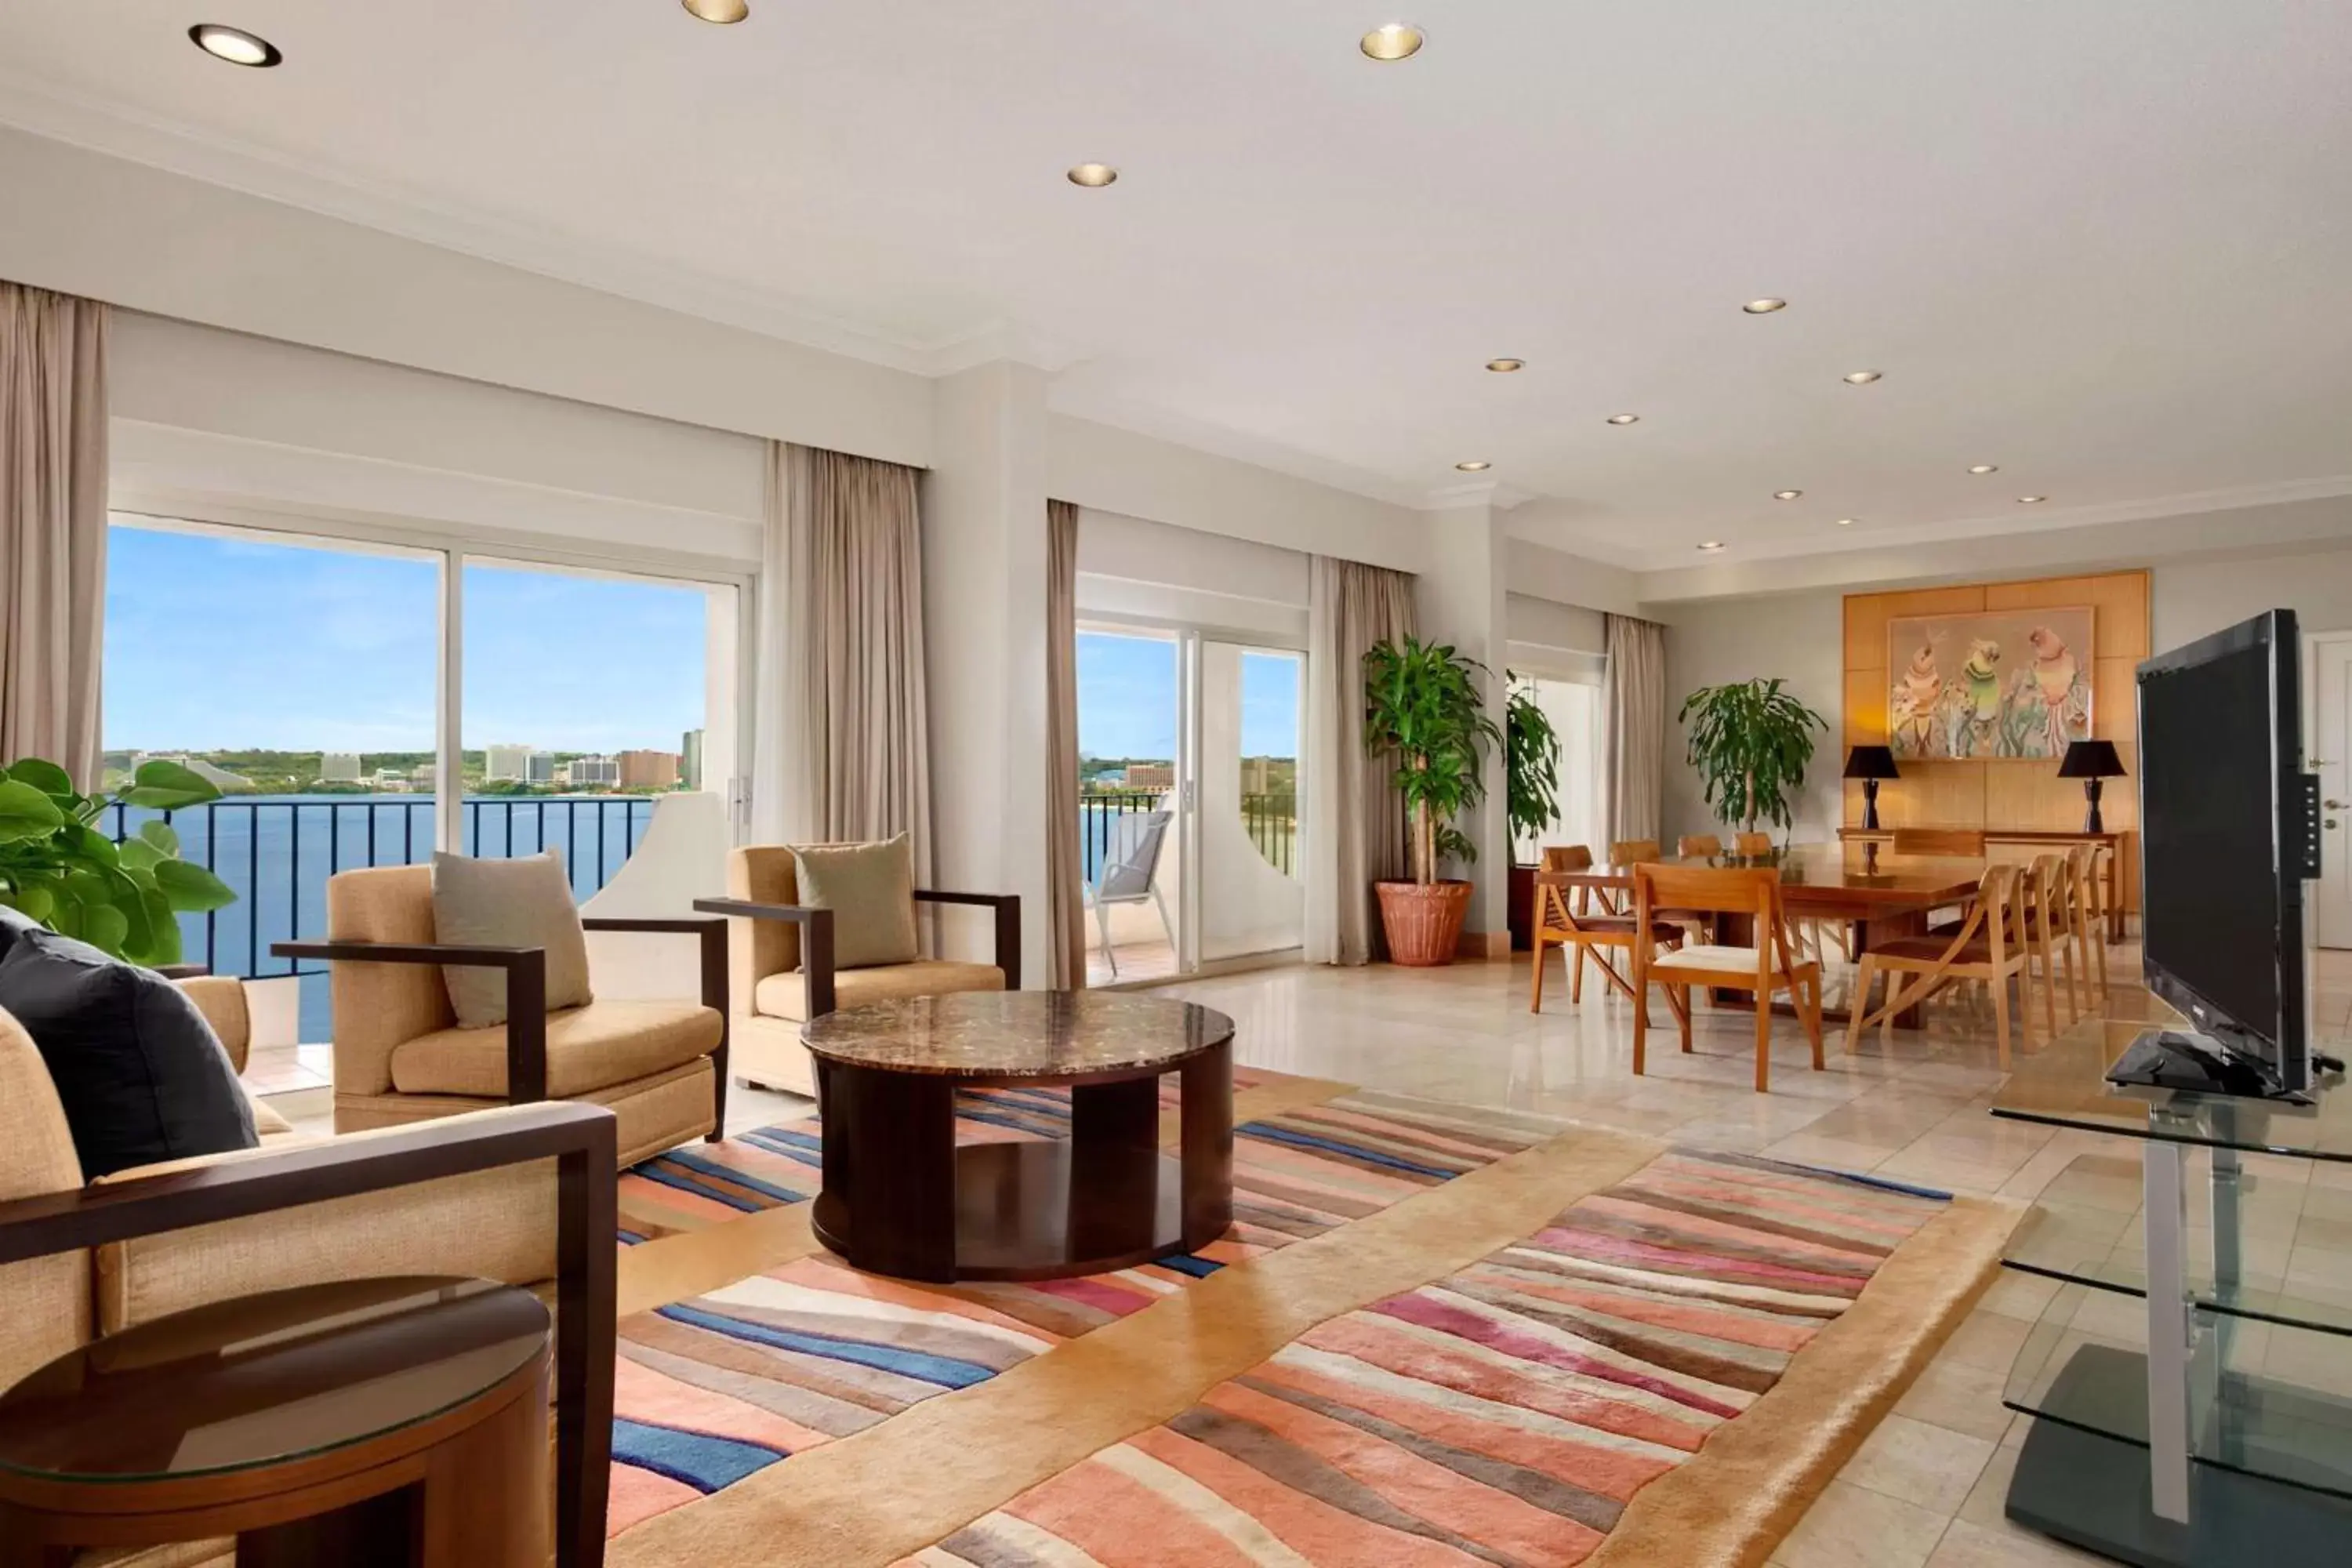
(0, 282, 108, 788)
(1303, 555, 1417, 965)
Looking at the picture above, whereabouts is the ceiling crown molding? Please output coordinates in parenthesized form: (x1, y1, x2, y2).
(0, 67, 949, 374)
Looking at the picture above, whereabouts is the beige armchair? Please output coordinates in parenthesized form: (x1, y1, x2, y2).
(276, 864, 728, 1167)
(0, 1000, 616, 1568)
(699, 844, 1020, 1096)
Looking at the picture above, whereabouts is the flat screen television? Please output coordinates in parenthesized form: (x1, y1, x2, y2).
(2130, 608, 2318, 1099)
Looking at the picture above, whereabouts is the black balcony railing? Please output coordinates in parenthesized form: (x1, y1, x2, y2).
(1076, 786, 1298, 878)
(102, 795, 656, 984)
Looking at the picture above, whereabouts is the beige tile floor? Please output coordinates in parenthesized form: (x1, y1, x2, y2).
(259, 941, 2352, 1566)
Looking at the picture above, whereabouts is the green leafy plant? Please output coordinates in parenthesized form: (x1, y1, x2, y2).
(0, 757, 238, 966)
(1363, 636, 1504, 884)
(1505, 678, 1562, 856)
(1677, 678, 1828, 837)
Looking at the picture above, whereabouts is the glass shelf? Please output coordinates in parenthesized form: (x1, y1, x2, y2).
(1990, 1016, 2352, 1163)
(2005, 1275, 2352, 1501)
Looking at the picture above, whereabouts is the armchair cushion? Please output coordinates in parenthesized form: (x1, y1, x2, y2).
(0, 1007, 92, 1391)
(430, 850, 593, 1026)
(753, 959, 1003, 1023)
(0, 930, 256, 1180)
(387, 999, 720, 1098)
(790, 835, 918, 968)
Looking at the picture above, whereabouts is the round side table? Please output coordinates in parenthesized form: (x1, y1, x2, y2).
(0, 1276, 550, 1568)
(804, 991, 1236, 1283)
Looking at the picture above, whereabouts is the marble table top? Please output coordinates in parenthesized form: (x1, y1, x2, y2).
(801, 991, 1236, 1078)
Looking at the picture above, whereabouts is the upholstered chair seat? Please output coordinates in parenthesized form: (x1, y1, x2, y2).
(390, 998, 722, 1098)
(750, 959, 1004, 1024)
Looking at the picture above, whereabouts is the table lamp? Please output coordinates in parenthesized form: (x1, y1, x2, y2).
(2058, 739, 2126, 833)
(1843, 745, 1900, 830)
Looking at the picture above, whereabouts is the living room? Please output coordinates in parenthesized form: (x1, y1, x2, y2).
(3, 5, 2351, 1566)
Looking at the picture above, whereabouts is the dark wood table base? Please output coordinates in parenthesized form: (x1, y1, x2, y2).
(812, 1041, 1233, 1283)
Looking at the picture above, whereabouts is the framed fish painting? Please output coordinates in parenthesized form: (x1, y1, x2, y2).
(1886, 607, 2095, 760)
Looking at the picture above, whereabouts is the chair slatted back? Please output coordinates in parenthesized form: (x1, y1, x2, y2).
(1893, 827, 1987, 857)
(1632, 863, 1802, 983)
(1733, 832, 1775, 856)
(1535, 845, 1592, 931)
(1678, 833, 1724, 858)
(1098, 811, 1171, 900)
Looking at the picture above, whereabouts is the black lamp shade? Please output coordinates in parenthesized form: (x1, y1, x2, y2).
(2057, 739, 2126, 779)
(1842, 745, 1900, 781)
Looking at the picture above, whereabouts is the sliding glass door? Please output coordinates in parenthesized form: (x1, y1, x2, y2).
(1074, 619, 1307, 980)
(1194, 641, 1304, 961)
(102, 514, 745, 1040)
(1509, 669, 1605, 861)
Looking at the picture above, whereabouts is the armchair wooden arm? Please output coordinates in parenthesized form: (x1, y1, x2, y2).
(0, 1102, 617, 1568)
(693, 890, 1022, 1018)
(581, 916, 731, 1135)
(912, 889, 1022, 992)
(274, 939, 550, 1104)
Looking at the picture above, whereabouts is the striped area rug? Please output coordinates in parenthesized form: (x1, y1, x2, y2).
(608, 1092, 1570, 1532)
(907, 1150, 1953, 1567)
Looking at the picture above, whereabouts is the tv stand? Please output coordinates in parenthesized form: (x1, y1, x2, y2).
(2106, 1030, 2296, 1101)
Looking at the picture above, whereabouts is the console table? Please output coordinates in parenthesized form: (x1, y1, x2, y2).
(1838, 826, 2129, 941)
(1989, 1000, 2350, 1566)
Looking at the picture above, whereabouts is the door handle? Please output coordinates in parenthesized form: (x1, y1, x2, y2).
(2331, 818, 2342, 830)
(2328, 799, 2349, 810)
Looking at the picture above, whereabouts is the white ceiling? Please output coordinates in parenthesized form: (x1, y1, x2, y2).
(5, 0, 2350, 571)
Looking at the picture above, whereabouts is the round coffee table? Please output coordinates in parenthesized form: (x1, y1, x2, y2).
(804, 991, 1236, 1283)
(0, 1276, 550, 1568)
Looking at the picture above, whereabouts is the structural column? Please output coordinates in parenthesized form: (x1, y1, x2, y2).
(920, 361, 1053, 983)
(1411, 496, 1513, 954)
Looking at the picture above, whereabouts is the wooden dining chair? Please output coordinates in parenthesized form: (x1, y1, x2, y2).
(1733, 831, 1776, 856)
(1600, 840, 1663, 916)
(1846, 863, 2034, 1067)
(2024, 853, 2083, 1033)
(1530, 846, 1689, 1014)
(1631, 863, 1824, 1092)
(2081, 842, 2114, 991)
(1678, 833, 1725, 858)
(1892, 827, 1987, 857)
(2060, 843, 2103, 1003)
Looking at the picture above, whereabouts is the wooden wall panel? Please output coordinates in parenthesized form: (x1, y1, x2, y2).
(1842, 569, 2150, 909)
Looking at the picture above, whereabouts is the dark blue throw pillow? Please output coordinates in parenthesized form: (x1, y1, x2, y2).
(0, 929, 257, 1179)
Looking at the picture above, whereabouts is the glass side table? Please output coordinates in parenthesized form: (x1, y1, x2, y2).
(1991, 1016, 2352, 1566)
(0, 1276, 550, 1568)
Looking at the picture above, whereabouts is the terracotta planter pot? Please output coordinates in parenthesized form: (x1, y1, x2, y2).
(1374, 879, 1474, 967)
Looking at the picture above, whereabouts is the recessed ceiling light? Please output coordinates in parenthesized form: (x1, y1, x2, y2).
(1697, 541, 1726, 552)
(1360, 23, 1425, 60)
(187, 23, 281, 66)
(1066, 162, 1119, 187)
(1968, 464, 1999, 474)
(1773, 489, 1803, 501)
(1837, 518, 1857, 526)
(1842, 370, 1882, 385)
(1606, 413, 1640, 425)
(1484, 358, 1524, 373)
(1455, 459, 1491, 472)
(2017, 495, 2048, 504)
(1743, 298, 1788, 314)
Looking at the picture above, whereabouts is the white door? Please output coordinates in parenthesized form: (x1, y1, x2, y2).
(2314, 636, 2352, 946)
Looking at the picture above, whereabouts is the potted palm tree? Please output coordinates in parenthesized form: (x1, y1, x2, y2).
(1676, 677, 1828, 843)
(1504, 681, 1562, 949)
(1363, 636, 1503, 966)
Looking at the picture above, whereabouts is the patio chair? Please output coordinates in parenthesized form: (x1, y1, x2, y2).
(1087, 811, 1174, 978)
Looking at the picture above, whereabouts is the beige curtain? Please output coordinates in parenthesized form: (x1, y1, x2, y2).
(0, 283, 108, 789)
(1303, 555, 1417, 965)
(1044, 500, 1086, 989)
(753, 442, 933, 888)
(1604, 612, 1668, 845)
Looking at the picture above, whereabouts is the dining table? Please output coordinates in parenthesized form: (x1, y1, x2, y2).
(1537, 840, 1988, 1029)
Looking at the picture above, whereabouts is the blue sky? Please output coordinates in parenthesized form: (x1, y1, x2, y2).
(105, 526, 706, 753)
(105, 526, 1298, 761)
